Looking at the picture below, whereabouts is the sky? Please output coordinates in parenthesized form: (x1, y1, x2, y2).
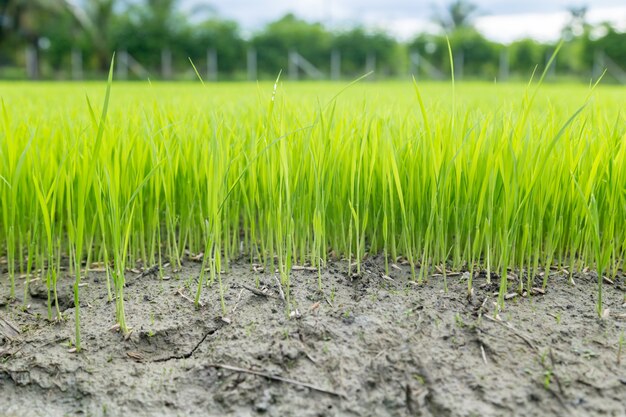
(184, 0, 626, 42)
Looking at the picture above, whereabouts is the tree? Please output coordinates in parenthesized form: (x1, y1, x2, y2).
(433, 0, 478, 32)
(189, 19, 245, 76)
(508, 38, 547, 76)
(112, 0, 189, 72)
(582, 24, 626, 80)
(79, 0, 118, 72)
(562, 6, 588, 41)
(0, 0, 63, 78)
(426, 0, 487, 79)
(251, 14, 332, 78)
(410, 30, 498, 79)
(0, 0, 108, 76)
(449, 28, 499, 77)
(555, 6, 592, 75)
(332, 28, 402, 77)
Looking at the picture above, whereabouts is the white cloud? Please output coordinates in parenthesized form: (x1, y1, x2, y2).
(475, 12, 571, 43)
(475, 6, 626, 43)
(587, 6, 626, 29)
(184, 0, 626, 42)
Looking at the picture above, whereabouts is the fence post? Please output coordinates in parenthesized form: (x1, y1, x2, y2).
(25, 44, 39, 80)
(592, 50, 604, 80)
(247, 48, 257, 81)
(331, 49, 340, 80)
(499, 49, 509, 81)
(207, 48, 218, 81)
(454, 51, 464, 80)
(71, 49, 83, 80)
(161, 48, 172, 80)
(409, 52, 420, 79)
(117, 50, 129, 80)
(289, 50, 298, 80)
(365, 52, 376, 79)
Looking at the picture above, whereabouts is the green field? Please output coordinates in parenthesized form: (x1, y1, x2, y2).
(1, 79, 625, 350)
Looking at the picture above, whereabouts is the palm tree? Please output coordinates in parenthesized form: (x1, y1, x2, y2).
(75, 0, 117, 71)
(0, 0, 93, 77)
(1, 0, 90, 42)
(562, 6, 588, 41)
(433, 0, 478, 32)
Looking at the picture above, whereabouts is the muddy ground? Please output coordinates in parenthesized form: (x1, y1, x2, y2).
(1, 258, 625, 417)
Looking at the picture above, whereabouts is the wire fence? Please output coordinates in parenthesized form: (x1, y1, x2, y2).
(5, 47, 626, 83)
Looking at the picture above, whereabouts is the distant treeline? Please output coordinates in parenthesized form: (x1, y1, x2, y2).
(0, 0, 624, 81)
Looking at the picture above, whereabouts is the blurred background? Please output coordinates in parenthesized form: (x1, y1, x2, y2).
(0, 0, 624, 82)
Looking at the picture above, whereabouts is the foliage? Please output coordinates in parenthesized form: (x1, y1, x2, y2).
(0, 81, 624, 346)
(1, 0, 625, 80)
(251, 14, 332, 76)
(432, 0, 479, 31)
(332, 28, 402, 77)
(188, 19, 245, 75)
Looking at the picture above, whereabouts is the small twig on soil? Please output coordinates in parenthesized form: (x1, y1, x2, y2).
(0, 317, 21, 341)
(302, 350, 318, 364)
(545, 384, 570, 412)
(483, 314, 537, 351)
(324, 296, 334, 308)
(203, 363, 344, 398)
(176, 288, 203, 307)
(35, 336, 69, 349)
(530, 287, 546, 295)
(0, 344, 24, 358)
(480, 344, 488, 365)
(292, 265, 317, 272)
(374, 349, 388, 360)
(539, 350, 570, 413)
(189, 252, 204, 262)
(238, 283, 273, 299)
(274, 275, 286, 303)
(296, 340, 319, 364)
(230, 289, 245, 316)
(127, 351, 144, 362)
(472, 296, 489, 316)
(548, 348, 566, 396)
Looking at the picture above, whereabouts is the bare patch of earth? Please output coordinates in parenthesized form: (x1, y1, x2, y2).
(1, 258, 625, 416)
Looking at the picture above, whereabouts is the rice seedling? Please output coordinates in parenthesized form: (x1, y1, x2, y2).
(0, 71, 624, 341)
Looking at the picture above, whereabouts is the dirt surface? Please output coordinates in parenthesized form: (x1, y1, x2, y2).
(1, 258, 625, 417)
